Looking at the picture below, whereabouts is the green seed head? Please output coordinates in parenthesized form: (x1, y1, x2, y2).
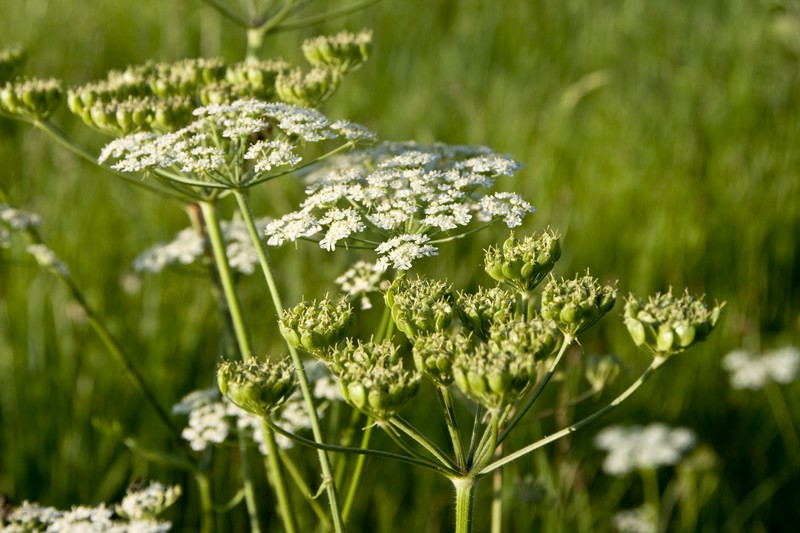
(279, 296, 354, 358)
(483, 229, 562, 292)
(0, 78, 63, 121)
(0, 44, 26, 83)
(540, 271, 617, 337)
(456, 287, 516, 341)
(624, 289, 725, 357)
(487, 315, 560, 367)
(385, 276, 455, 340)
(334, 339, 420, 420)
(225, 58, 290, 101)
(275, 67, 341, 107)
(411, 331, 472, 386)
(217, 358, 297, 416)
(302, 30, 373, 74)
(584, 353, 623, 393)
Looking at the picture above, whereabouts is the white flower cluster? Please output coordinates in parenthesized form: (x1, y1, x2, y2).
(173, 368, 333, 454)
(264, 141, 533, 271)
(1, 204, 42, 230)
(612, 505, 657, 533)
(334, 260, 390, 309)
(594, 423, 696, 476)
(98, 100, 374, 183)
(133, 216, 268, 275)
(2, 484, 177, 532)
(722, 346, 800, 390)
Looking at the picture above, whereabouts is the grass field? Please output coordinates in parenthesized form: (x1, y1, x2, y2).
(1, 0, 799, 531)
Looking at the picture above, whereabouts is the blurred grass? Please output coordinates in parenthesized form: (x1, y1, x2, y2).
(1, 0, 799, 530)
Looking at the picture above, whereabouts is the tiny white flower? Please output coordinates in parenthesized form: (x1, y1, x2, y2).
(335, 260, 388, 310)
(0, 204, 42, 230)
(722, 347, 800, 390)
(181, 402, 230, 451)
(374, 234, 438, 271)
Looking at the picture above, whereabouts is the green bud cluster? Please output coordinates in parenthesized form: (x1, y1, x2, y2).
(584, 353, 622, 393)
(0, 44, 26, 82)
(385, 277, 455, 340)
(333, 339, 420, 420)
(225, 59, 290, 101)
(217, 358, 297, 416)
(412, 331, 472, 386)
(487, 316, 560, 363)
(0, 78, 62, 121)
(275, 67, 341, 108)
(456, 287, 516, 341)
(540, 272, 617, 337)
(148, 58, 227, 98)
(624, 289, 724, 357)
(484, 229, 561, 292)
(73, 95, 194, 134)
(279, 296, 354, 357)
(302, 30, 373, 74)
(452, 338, 535, 412)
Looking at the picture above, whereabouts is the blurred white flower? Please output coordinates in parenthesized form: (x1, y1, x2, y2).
(117, 482, 181, 521)
(335, 261, 389, 310)
(612, 505, 656, 533)
(594, 423, 696, 476)
(722, 347, 800, 390)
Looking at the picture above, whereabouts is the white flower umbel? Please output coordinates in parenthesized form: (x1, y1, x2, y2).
(264, 141, 534, 271)
(612, 505, 657, 533)
(0, 204, 42, 230)
(722, 346, 800, 390)
(98, 99, 373, 190)
(335, 260, 389, 309)
(594, 423, 696, 476)
(26, 243, 69, 276)
(134, 217, 269, 275)
(117, 482, 181, 521)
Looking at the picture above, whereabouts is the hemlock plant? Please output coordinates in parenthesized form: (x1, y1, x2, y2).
(0, 2, 724, 531)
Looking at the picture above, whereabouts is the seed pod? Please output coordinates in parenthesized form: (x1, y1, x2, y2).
(483, 229, 562, 292)
(217, 358, 297, 416)
(385, 276, 455, 340)
(541, 271, 617, 337)
(279, 296, 354, 358)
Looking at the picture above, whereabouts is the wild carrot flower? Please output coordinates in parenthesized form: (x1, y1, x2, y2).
(264, 141, 534, 271)
(722, 346, 800, 390)
(594, 423, 696, 476)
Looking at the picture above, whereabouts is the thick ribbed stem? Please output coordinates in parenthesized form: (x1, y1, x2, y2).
(453, 477, 478, 533)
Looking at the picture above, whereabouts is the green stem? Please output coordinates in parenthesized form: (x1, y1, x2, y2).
(199, 200, 253, 359)
(497, 335, 574, 445)
(490, 450, 503, 533)
(342, 424, 373, 523)
(453, 476, 478, 533)
(239, 437, 263, 533)
(194, 472, 216, 533)
(232, 190, 345, 532)
(765, 384, 800, 461)
(389, 416, 459, 471)
(279, 447, 334, 531)
(640, 468, 661, 532)
(437, 386, 466, 470)
(480, 357, 667, 475)
(261, 421, 298, 533)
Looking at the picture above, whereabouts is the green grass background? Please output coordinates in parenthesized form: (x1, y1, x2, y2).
(1, 0, 799, 531)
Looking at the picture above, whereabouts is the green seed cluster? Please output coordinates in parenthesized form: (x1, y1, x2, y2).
(217, 358, 297, 416)
(0, 78, 62, 121)
(412, 331, 472, 386)
(0, 44, 26, 82)
(456, 287, 516, 341)
(487, 316, 560, 363)
(275, 67, 342, 108)
(484, 229, 561, 292)
(453, 340, 534, 412)
(72, 95, 194, 135)
(279, 297, 354, 357)
(333, 339, 420, 421)
(624, 289, 724, 357)
(385, 277, 455, 340)
(584, 353, 622, 393)
(302, 30, 373, 74)
(541, 272, 617, 336)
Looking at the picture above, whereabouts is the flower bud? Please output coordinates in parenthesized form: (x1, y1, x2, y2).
(540, 271, 617, 337)
(483, 229, 561, 292)
(623, 289, 725, 357)
(279, 296, 354, 357)
(385, 276, 455, 340)
(334, 339, 420, 420)
(276, 67, 341, 107)
(0, 78, 62, 121)
(217, 358, 297, 416)
(302, 30, 373, 74)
